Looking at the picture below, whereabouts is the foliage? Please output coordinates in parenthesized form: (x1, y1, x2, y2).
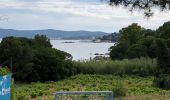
(108, 0, 170, 17)
(110, 23, 150, 60)
(0, 67, 10, 76)
(0, 37, 34, 81)
(110, 41, 130, 60)
(138, 36, 158, 58)
(109, 22, 170, 90)
(110, 24, 162, 60)
(138, 36, 155, 48)
(156, 39, 169, 69)
(157, 21, 170, 39)
(11, 78, 15, 100)
(112, 80, 127, 97)
(74, 58, 157, 77)
(143, 29, 157, 37)
(0, 35, 74, 82)
(34, 34, 52, 48)
(110, 22, 170, 59)
(126, 44, 147, 58)
(154, 39, 170, 89)
(27, 47, 75, 82)
(167, 38, 170, 48)
(119, 23, 144, 45)
(154, 74, 170, 90)
(14, 74, 170, 100)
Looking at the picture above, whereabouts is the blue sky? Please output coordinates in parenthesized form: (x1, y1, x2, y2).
(0, 0, 170, 33)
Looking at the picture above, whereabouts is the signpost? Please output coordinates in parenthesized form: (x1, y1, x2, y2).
(0, 74, 11, 100)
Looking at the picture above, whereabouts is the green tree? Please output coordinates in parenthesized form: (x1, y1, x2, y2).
(126, 44, 147, 59)
(157, 21, 170, 39)
(154, 39, 170, 89)
(138, 37, 158, 58)
(110, 41, 130, 60)
(119, 23, 144, 45)
(138, 36, 155, 48)
(0, 36, 75, 82)
(110, 23, 146, 59)
(167, 38, 170, 48)
(27, 47, 75, 82)
(0, 37, 34, 81)
(143, 29, 157, 37)
(34, 34, 52, 48)
(148, 40, 159, 58)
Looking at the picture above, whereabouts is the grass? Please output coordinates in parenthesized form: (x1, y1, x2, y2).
(74, 57, 157, 76)
(14, 74, 170, 100)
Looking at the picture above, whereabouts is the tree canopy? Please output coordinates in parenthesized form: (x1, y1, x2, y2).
(119, 23, 144, 45)
(0, 35, 74, 82)
(157, 21, 170, 39)
(109, 21, 170, 89)
(108, 0, 170, 17)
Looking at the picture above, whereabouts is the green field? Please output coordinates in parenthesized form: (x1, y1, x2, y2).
(15, 74, 170, 100)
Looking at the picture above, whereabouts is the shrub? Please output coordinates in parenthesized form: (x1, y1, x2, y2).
(112, 81, 127, 97)
(74, 58, 157, 76)
(154, 74, 170, 89)
(0, 67, 10, 76)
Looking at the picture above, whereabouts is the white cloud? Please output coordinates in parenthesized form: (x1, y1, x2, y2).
(0, 0, 140, 19)
(0, 0, 170, 32)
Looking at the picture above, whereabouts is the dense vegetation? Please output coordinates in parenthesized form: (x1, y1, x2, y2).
(15, 74, 170, 100)
(0, 66, 10, 76)
(0, 35, 75, 82)
(0, 21, 170, 99)
(110, 22, 170, 89)
(74, 58, 157, 77)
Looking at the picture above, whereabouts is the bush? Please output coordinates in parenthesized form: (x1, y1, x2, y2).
(74, 58, 157, 76)
(0, 67, 10, 76)
(112, 81, 127, 97)
(154, 74, 170, 89)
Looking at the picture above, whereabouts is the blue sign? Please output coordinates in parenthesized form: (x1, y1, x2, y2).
(0, 74, 11, 100)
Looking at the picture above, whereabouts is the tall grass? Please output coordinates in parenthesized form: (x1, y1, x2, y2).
(74, 57, 157, 76)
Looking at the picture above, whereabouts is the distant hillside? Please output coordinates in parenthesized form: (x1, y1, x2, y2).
(0, 29, 107, 40)
(93, 32, 119, 42)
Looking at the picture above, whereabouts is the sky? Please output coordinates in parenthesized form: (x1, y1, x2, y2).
(0, 0, 170, 33)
